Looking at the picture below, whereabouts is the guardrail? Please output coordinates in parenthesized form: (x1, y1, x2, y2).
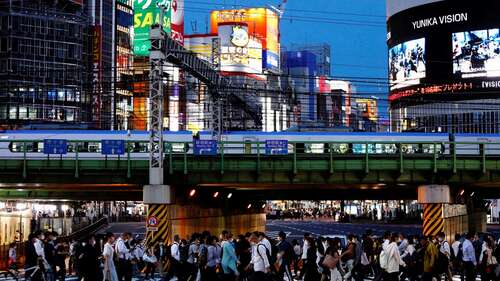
(0, 140, 497, 178)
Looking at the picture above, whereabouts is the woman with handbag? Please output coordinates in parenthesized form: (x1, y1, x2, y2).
(480, 237, 498, 281)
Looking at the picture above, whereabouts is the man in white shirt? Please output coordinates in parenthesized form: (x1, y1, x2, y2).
(451, 234, 461, 259)
(258, 232, 272, 256)
(248, 233, 270, 281)
(116, 232, 132, 281)
(298, 232, 310, 279)
(462, 233, 477, 281)
(169, 235, 181, 279)
(437, 232, 453, 281)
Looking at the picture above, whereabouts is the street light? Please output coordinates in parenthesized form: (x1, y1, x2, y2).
(189, 189, 196, 197)
(213, 192, 219, 198)
(247, 204, 252, 209)
(227, 193, 233, 199)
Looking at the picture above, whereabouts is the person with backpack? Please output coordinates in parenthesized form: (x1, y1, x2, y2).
(247, 232, 270, 281)
(169, 235, 181, 280)
(436, 232, 453, 281)
(276, 231, 293, 281)
(178, 239, 189, 280)
(187, 234, 201, 280)
(400, 235, 418, 281)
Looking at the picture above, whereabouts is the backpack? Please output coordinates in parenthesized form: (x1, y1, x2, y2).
(456, 242, 464, 262)
(436, 250, 449, 274)
(198, 244, 208, 266)
(258, 243, 274, 266)
(179, 244, 189, 263)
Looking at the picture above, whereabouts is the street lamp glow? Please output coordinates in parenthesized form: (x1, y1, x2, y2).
(247, 204, 252, 209)
(459, 189, 465, 196)
(189, 189, 196, 197)
(213, 192, 219, 198)
(261, 204, 266, 209)
(227, 193, 233, 199)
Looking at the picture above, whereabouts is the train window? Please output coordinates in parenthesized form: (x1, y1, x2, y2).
(171, 143, 187, 153)
(87, 142, 100, 153)
(422, 144, 443, 154)
(331, 143, 349, 154)
(9, 142, 40, 152)
(307, 143, 324, 154)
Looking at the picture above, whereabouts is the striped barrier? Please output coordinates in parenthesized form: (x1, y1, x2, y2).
(145, 204, 172, 272)
(423, 203, 444, 237)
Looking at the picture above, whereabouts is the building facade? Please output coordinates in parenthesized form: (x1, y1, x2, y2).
(387, 0, 500, 133)
(0, 0, 91, 129)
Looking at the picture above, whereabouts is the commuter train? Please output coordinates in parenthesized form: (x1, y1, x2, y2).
(0, 130, 499, 159)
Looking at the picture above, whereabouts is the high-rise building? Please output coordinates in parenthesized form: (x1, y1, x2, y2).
(290, 43, 331, 76)
(0, 0, 91, 129)
(115, 0, 134, 129)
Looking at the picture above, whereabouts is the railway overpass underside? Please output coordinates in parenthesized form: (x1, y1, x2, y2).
(1, 154, 500, 241)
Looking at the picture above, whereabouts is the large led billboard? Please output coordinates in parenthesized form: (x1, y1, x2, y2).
(453, 29, 500, 78)
(389, 38, 426, 90)
(133, 0, 171, 56)
(210, 8, 279, 72)
(387, 0, 500, 101)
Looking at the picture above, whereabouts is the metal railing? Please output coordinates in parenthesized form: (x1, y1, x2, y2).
(0, 140, 498, 177)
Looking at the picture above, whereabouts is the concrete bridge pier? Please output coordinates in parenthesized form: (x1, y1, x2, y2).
(418, 185, 486, 241)
(143, 185, 265, 245)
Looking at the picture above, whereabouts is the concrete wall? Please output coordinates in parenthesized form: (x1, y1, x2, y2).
(169, 205, 266, 239)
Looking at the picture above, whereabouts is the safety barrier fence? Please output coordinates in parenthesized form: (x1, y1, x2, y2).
(0, 140, 497, 176)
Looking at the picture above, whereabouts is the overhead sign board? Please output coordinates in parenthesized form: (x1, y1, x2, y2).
(193, 140, 218, 155)
(101, 140, 126, 155)
(43, 139, 68, 155)
(265, 140, 288, 155)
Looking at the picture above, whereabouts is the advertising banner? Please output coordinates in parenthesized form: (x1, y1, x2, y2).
(210, 8, 280, 72)
(171, 0, 184, 45)
(133, 0, 171, 56)
(218, 23, 262, 74)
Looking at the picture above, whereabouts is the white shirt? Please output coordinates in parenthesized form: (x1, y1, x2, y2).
(251, 243, 270, 272)
(116, 238, 131, 260)
(143, 252, 158, 264)
(462, 239, 476, 265)
(439, 240, 451, 256)
(452, 241, 460, 258)
(34, 238, 45, 258)
(385, 242, 405, 273)
(261, 238, 272, 256)
(103, 242, 115, 260)
(170, 242, 180, 261)
(301, 239, 309, 259)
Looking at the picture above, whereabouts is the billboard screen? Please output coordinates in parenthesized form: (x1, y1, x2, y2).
(389, 38, 426, 90)
(218, 24, 262, 74)
(387, 0, 500, 101)
(133, 0, 171, 56)
(452, 29, 500, 78)
(210, 8, 279, 71)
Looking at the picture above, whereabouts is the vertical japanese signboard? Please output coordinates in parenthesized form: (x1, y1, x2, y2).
(92, 25, 102, 127)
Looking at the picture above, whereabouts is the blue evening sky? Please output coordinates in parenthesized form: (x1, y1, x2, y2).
(184, 0, 388, 117)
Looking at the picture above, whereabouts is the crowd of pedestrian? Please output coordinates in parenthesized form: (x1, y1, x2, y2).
(4, 229, 500, 281)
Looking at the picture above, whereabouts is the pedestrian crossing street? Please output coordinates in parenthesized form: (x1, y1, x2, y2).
(0, 274, 483, 281)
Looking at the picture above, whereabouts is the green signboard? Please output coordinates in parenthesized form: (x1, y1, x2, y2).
(133, 0, 171, 56)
